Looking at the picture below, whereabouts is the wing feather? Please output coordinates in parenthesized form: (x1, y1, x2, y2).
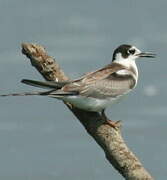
(21, 79, 69, 89)
(61, 63, 136, 99)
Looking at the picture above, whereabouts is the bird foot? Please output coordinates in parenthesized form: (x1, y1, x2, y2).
(105, 119, 121, 129)
(101, 110, 121, 129)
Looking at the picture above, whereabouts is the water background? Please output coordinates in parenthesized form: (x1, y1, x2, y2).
(0, 0, 166, 179)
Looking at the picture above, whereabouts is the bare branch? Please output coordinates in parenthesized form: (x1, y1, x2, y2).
(21, 43, 154, 180)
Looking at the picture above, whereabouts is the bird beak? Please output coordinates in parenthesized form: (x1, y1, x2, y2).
(136, 52, 156, 58)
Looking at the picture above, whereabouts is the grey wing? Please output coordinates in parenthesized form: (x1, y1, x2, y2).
(78, 74, 136, 99)
(35, 63, 136, 98)
(59, 63, 136, 99)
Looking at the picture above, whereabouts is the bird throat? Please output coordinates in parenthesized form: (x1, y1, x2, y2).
(115, 59, 138, 83)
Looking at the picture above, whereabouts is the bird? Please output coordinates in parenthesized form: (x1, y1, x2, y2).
(0, 44, 156, 128)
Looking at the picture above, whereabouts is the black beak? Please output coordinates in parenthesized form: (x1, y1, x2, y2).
(137, 52, 156, 58)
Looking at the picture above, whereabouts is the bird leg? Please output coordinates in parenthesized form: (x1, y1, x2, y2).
(101, 109, 121, 129)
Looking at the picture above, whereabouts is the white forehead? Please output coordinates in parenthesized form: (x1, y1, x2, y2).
(130, 46, 141, 53)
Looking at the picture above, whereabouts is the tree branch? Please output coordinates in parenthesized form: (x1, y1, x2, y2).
(21, 43, 154, 180)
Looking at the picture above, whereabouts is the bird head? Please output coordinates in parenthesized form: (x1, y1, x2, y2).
(112, 44, 156, 63)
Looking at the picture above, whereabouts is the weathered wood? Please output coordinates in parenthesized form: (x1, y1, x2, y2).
(21, 43, 154, 180)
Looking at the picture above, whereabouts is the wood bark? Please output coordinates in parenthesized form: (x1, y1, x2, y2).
(21, 43, 154, 180)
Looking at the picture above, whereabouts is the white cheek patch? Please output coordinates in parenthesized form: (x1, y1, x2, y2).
(114, 53, 123, 62)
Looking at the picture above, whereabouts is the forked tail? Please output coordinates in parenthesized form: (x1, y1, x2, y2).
(0, 91, 53, 97)
(0, 78, 72, 97)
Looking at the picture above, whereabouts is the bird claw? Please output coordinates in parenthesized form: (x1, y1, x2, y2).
(105, 119, 122, 129)
(101, 110, 121, 129)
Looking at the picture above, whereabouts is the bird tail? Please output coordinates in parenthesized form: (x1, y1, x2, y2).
(0, 91, 45, 97)
(21, 79, 69, 89)
(0, 89, 78, 97)
(0, 79, 76, 97)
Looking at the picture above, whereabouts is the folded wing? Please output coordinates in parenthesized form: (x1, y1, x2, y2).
(60, 63, 136, 99)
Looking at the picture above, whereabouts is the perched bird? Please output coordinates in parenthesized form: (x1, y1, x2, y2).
(1, 44, 156, 128)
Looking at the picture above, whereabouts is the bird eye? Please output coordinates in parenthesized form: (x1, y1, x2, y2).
(128, 49, 135, 55)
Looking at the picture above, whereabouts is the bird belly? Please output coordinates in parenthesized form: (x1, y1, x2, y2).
(60, 95, 126, 112)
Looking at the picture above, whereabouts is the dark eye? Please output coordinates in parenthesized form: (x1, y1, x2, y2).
(128, 49, 135, 55)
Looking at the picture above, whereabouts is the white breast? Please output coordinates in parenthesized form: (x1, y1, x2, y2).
(61, 93, 129, 112)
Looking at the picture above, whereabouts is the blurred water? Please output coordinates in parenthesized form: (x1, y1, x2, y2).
(0, 0, 166, 179)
